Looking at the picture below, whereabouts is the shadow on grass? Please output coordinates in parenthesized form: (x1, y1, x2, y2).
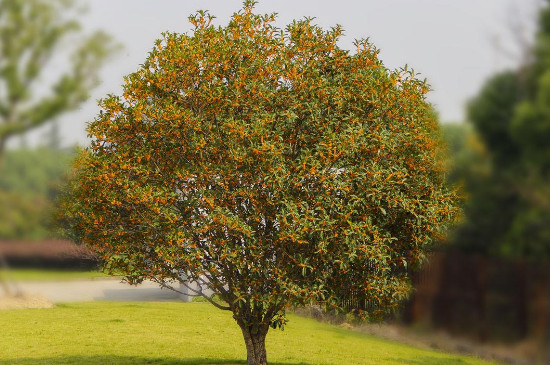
(0, 356, 311, 365)
(0, 356, 486, 365)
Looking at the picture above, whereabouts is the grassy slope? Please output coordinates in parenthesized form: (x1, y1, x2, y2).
(0, 302, 498, 365)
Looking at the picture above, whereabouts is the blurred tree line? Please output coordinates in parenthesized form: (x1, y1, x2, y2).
(445, 0, 550, 259)
(0, 145, 74, 240)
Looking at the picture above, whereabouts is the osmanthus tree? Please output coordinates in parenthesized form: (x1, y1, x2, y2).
(64, 2, 458, 364)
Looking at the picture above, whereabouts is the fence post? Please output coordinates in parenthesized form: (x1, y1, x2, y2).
(475, 255, 487, 342)
(516, 260, 527, 339)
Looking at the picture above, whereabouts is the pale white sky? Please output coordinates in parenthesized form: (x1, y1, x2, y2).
(21, 0, 542, 147)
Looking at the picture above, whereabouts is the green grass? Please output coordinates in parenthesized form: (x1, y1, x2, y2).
(0, 302, 499, 365)
(0, 269, 113, 281)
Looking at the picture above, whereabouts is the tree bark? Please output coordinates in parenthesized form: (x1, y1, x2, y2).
(239, 323, 268, 365)
(0, 137, 12, 295)
(0, 137, 5, 172)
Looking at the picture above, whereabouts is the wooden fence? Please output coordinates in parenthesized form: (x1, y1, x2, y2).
(401, 251, 550, 346)
(0, 240, 99, 269)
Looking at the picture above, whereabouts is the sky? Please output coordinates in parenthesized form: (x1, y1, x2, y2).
(20, 0, 542, 147)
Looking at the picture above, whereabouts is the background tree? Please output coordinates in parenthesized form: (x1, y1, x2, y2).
(0, 0, 116, 165)
(64, 3, 458, 364)
(450, 0, 550, 258)
(449, 72, 524, 256)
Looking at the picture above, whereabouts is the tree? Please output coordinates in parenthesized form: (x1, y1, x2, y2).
(0, 0, 116, 164)
(449, 73, 524, 257)
(449, 0, 550, 259)
(64, 3, 458, 364)
(468, 72, 522, 168)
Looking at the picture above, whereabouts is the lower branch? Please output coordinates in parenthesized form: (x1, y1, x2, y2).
(151, 277, 231, 311)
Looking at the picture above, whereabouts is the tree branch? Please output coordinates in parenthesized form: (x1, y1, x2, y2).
(151, 277, 231, 311)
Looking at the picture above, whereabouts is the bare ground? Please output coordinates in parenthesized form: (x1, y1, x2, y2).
(0, 293, 54, 309)
(352, 322, 545, 365)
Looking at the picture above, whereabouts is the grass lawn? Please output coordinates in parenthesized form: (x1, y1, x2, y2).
(0, 302, 499, 365)
(0, 269, 114, 281)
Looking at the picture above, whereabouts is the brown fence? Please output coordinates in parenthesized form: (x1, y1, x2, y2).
(402, 251, 550, 346)
(0, 240, 99, 270)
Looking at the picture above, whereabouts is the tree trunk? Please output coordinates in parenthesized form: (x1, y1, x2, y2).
(0, 139, 13, 295)
(0, 136, 5, 172)
(239, 323, 268, 365)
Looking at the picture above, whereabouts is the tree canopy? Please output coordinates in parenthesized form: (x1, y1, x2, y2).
(64, 3, 458, 364)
